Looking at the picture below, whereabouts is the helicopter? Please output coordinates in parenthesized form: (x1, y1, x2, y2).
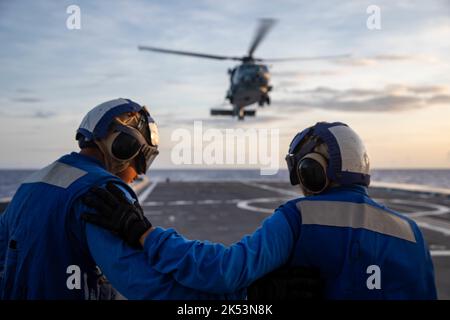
(138, 19, 349, 120)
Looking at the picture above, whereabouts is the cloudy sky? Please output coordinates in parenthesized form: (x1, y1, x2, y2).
(0, 0, 449, 170)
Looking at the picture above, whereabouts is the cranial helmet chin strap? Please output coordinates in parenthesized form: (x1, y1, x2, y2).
(94, 138, 131, 175)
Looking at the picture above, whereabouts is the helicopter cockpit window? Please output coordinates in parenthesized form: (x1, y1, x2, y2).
(232, 69, 241, 84)
(233, 65, 261, 84)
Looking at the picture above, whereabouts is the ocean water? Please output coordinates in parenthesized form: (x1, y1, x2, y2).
(1, 168, 449, 199)
(0, 170, 36, 200)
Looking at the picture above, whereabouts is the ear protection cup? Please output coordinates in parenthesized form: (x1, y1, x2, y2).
(297, 152, 329, 194)
(98, 119, 159, 175)
(111, 132, 142, 160)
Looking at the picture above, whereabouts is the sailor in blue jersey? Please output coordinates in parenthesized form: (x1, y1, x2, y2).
(83, 122, 437, 300)
(0, 98, 244, 300)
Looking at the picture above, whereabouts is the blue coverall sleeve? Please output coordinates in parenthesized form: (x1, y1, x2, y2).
(0, 212, 7, 275)
(143, 201, 302, 294)
(73, 186, 245, 300)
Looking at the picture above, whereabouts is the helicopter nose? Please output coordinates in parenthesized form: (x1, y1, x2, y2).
(243, 75, 253, 83)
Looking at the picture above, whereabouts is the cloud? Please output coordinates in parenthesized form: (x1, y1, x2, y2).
(32, 110, 56, 118)
(271, 70, 343, 89)
(271, 70, 346, 91)
(10, 97, 42, 103)
(276, 85, 450, 112)
(331, 54, 438, 67)
(429, 95, 450, 104)
(0, 109, 57, 119)
(292, 85, 450, 97)
(15, 88, 33, 94)
(271, 70, 341, 78)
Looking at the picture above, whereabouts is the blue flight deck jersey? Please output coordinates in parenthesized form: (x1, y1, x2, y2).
(141, 185, 437, 299)
(0, 152, 244, 300)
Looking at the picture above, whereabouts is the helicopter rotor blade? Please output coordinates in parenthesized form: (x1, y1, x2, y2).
(138, 45, 242, 61)
(257, 54, 352, 62)
(247, 18, 277, 58)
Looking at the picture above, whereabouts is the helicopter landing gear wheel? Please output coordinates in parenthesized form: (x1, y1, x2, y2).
(238, 108, 245, 120)
(232, 105, 239, 118)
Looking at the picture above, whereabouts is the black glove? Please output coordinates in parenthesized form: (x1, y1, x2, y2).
(247, 266, 323, 300)
(81, 181, 152, 249)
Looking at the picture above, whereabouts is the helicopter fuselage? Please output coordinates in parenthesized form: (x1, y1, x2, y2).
(226, 62, 272, 109)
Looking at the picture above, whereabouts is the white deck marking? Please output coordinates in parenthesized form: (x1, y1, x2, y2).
(169, 200, 194, 206)
(237, 197, 285, 214)
(430, 250, 450, 257)
(142, 201, 164, 206)
(240, 181, 299, 197)
(137, 180, 159, 203)
(143, 198, 243, 207)
(197, 199, 223, 205)
(381, 199, 450, 218)
(416, 221, 450, 237)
